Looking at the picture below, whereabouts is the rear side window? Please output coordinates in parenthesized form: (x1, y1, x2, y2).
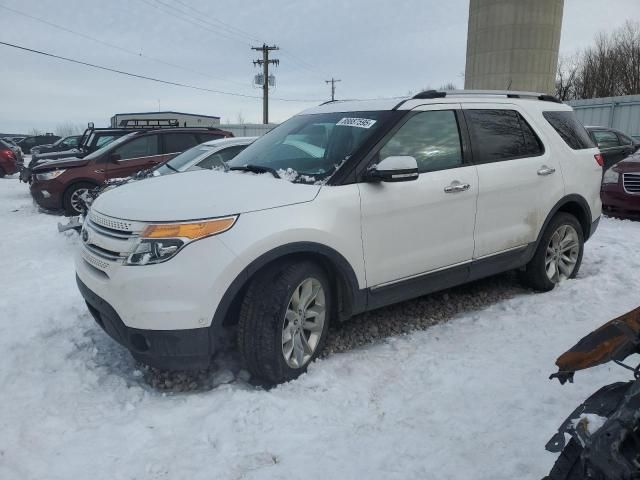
(464, 110, 544, 163)
(543, 111, 595, 150)
(198, 133, 225, 143)
(618, 133, 633, 145)
(163, 133, 200, 153)
(592, 130, 620, 149)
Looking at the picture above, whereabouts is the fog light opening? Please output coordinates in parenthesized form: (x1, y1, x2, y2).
(130, 333, 150, 352)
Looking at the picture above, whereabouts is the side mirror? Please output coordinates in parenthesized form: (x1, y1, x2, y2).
(110, 152, 122, 163)
(366, 156, 419, 182)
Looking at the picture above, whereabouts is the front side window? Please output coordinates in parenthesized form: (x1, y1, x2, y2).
(465, 109, 543, 164)
(227, 111, 390, 183)
(378, 110, 463, 173)
(592, 130, 620, 149)
(64, 137, 79, 147)
(543, 111, 595, 150)
(114, 135, 159, 160)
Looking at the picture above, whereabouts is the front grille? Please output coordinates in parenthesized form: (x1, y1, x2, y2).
(623, 173, 640, 194)
(89, 211, 135, 233)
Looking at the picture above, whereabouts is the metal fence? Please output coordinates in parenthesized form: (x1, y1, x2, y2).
(219, 123, 277, 137)
(567, 95, 640, 139)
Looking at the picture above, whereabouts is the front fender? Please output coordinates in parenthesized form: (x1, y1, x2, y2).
(546, 381, 632, 453)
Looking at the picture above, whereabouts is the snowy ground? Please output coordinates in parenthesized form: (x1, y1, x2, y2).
(1, 176, 639, 480)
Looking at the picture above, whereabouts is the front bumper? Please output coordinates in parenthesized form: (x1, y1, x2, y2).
(601, 184, 640, 216)
(77, 276, 214, 370)
(30, 180, 63, 210)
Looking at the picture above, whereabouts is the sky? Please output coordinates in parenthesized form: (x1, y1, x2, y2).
(1, 0, 639, 134)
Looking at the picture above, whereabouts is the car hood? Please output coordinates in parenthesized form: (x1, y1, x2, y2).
(34, 148, 83, 160)
(92, 169, 322, 221)
(32, 156, 89, 171)
(614, 152, 640, 173)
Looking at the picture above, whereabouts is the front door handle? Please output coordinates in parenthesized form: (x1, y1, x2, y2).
(537, 165, 556, 176)
(444, 181, 471, 193)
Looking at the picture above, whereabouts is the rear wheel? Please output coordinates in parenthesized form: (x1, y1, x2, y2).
(520, 212, 584, 291)
(63, 182, 96, 216)
(237, 261, 331, 385)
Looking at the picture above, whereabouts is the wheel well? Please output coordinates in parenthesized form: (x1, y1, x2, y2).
(556, 200, 591, 239)
(221, 251, 357, 327)
(64, 180, 99, 198)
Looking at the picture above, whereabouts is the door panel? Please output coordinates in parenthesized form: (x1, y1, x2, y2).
(466, 104, 565, 258)
(358, 104, 478, 287)
(105, 134, 167, 178)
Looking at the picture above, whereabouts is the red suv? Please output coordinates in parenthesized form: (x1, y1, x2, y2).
(0, 139, 18, 177)
(30, 128, 232, 215)
(601, 152, 640, 218)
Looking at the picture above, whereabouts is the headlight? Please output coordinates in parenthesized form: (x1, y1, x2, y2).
(34, 169, 66, 181)
(602, 168, 620, 184)
(126, 216, 237, 266)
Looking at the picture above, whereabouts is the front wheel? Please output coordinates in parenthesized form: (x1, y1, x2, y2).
(63, 182, 96, 216)
(237, 261, 331, 385)
(546, 439, 586, 480)
(520, 212, 584, 291)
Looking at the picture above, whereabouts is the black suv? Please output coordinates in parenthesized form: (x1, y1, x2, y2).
(17, 134, 61, 153)
(585, 126, 640, 170)
(31, 135, 81, 155)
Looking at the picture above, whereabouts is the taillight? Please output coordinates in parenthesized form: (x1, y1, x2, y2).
(594, 154, 604, 167)
(0, 149, 15, 160)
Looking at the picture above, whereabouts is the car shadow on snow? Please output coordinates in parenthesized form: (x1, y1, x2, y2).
(103, 271, 528, 394)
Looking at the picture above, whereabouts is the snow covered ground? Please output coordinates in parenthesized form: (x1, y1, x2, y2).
(1, 176, 639, 480)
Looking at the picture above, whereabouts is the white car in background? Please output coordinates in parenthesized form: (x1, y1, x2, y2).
(153, 136, 257, 176)
(76, 90, 603, 385)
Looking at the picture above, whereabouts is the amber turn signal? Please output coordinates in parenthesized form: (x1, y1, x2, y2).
(141, 216, 237, 240)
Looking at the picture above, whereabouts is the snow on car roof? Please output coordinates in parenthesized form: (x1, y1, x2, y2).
(201, 136, 257, 147)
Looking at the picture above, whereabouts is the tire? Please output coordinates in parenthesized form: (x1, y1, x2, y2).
(546, 439, 586, 480)
(63, 182, 96, 216)
(0, 166, 5, 178)
(237, 260, 332, 385)
(520, 212, 584, 292)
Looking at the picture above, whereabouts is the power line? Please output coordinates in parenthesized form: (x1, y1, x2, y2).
(172, 0, 262, 44)
(0, 2, 253, 90)
(0, 40, 323, 103)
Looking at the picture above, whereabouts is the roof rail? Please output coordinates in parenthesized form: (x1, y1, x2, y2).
(411, 89, 562, 103)
(118, 119, 180, 129)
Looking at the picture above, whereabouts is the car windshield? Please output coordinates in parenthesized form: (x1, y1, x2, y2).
(226, 111, 387, 183)
(155, 145, 216, 175)
(83, 132, 137, 160)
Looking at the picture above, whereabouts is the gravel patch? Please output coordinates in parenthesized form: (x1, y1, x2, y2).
(142, 272, 528, 392)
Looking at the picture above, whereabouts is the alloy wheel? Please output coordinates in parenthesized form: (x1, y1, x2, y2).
(545, 224, 580, 283)
(281, 277, 326, 369)
(69, 188, 89, 214)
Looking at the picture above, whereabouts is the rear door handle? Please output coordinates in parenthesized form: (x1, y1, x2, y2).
(444, 181, 471, 193)
(537, 166, 556, 176)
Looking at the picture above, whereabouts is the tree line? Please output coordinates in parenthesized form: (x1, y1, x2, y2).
(556, 21, 640, 101)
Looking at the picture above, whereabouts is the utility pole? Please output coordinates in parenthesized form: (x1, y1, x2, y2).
(252, 44, 279, 124)
(325, 77, 341, 101)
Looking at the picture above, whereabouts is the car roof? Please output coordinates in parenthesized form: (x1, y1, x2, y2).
(300, 90, 571, 115)
(200, 137, 257, 147)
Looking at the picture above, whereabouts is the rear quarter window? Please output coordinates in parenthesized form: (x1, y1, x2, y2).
(542, 111, 595, 150)
(464, 109, 544, 164)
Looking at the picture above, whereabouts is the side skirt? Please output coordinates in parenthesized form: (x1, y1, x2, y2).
(365, 244, 535, 312)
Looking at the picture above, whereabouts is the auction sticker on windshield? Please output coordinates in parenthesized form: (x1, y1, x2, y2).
(336, 118, 377, 129)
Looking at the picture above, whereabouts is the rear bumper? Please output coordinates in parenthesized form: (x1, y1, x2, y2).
(77, 276, 214, 370)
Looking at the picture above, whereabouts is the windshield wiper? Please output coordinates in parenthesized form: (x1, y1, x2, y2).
(230, 164, 280, 179)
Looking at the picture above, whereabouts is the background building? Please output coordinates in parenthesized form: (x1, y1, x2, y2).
(110, 111, 220, 128)
(464, 0, 564, 94)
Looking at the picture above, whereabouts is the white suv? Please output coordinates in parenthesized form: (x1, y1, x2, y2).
(75, 90, 603, 384)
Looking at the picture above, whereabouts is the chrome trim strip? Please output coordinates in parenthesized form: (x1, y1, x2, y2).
(370, 259, 472, 291)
